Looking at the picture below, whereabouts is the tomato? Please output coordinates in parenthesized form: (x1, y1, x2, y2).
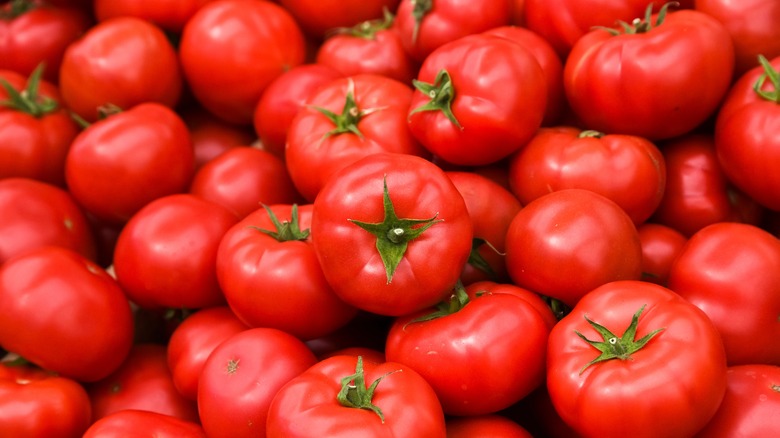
(311, 153, 473, 316)
(216, 204, 358, 340)
(695, 364, 780, 437)
(508, 126, 666, 225)
(266, 355, 446, 437)
(286, 73, 429, 201)
(197, 327, 317, 438)
(189, 147, 302, 219)
(65, 102, 195, 225)
(667, 222, 780, 366)
(315, 11, 418, 85)
(636, 222, 687, 286)
(94, 0, 215, 33)
(181, 106, 257, 169)
(564, 4, 734, 140)
(87, 344, 199, 423)
(279, 0, 400, 40)
(505, 189, 643, 307)
(83, 410, 206, 438)
(0, 361, 91, 438)
(0, 178, 95, 265)
(0, 0, 91, 83)
(394, 0, 513, 63)
(0, 65, 79, 186)
(446, 414, 533, 438)
(547, 280, 727, 438)
(407, 33, 546, 166)
(385, 281, 551, 415)
(714, 55, 780, 211)
(59, 16, 182, 122)
(0, 246, 134, 382)
(179, 0, 306, 125)
(694, 0, 780, 77)
(113, 193, 238, 310)
(651, 134, 764, 237)
(253, 63, 343, 158)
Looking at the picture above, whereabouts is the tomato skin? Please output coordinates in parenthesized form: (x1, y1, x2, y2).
(446, 414, 533, 438)
(197, 327, 317, 438)
(279, 0, 399, 40)
(266, 355, 446, 437)
(59, 16, 182, 122)
(508, 126, 666, 225)
(0, 178, 96, 265)
(547, 281, 727, 438)
(94, 0, 215, 33)
(0, 362, 91, 438)
(179, 0, 306, 125)
(695, 364, 780, 438)
(311, 153, 473, 316)
(113, 193, 238, 310)
(636, 223, 687, 286)
(407, 34, 547, 166)
(65, 102, 195, 225)
(0, 246, 134, 382)
(181, 106, 257, 169)
(667, 222, 780, 366)
(83, 410, 206, 438)
(564, 8, 734, 140)
(505, 189, 643, 307)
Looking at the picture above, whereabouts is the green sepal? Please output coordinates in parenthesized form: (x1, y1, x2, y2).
(409, 69, 462, 129)
(337, 356, 400, 423)
(0, 63, 58, 117)
(754, 54, 780, 103)
(249, 204, 310, 242)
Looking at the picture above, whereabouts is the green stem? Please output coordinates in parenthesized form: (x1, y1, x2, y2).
(337, 356, 400, 423)
(409, 69, 462, 129)
(754, 55, 780, 103)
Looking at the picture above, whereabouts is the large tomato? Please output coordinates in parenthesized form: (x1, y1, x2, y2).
(310, 153, 473, 316)
(564, 4, 734, 140)
(547, 280, 727, 438)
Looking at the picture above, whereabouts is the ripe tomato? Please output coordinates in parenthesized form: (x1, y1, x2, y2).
(83, 410, 206, 438)
(59, 16, 182, 122)
(564, 4, 734, 140)
(181, 106, 256, 169)
(113, 193, 238, 310)
(407, 33, 546, 166)
(179, 0, 306, 125)
(0, 246, 134, 382)
(446, 414, 533, 438)
(93, 0, 215, 33)
(505, 189, 643, 307)
(636, 223, 687, 286)
(266, 355, 446, 437)
(279, 0, 400, 40)
(547, 280, 727, 438)
(311, 153, 473, 316)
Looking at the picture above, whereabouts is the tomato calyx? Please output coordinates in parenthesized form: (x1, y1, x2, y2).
(595, 2, 677, 36)
(575, 304, 665, 374)
(337, 356, 400, 423)
(410, 69, 462, 129)
(754, 55, 780, 103)
(0, 0, 37, 19)
(330, 8, 394, 40)
(312, 79, 385, 140)
(407, 281, 470, 325)
(578, 129, 605, 139)
(251, 204, 310, 242)
(349, 176, 442, 283)
(467, 238, 498, 279)
(410, 0, 433, 44)
(0, 64, 58, 117)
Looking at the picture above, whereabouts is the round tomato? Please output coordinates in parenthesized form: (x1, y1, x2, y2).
(446, 414, 533, 438)
(636, 222, 687, 286)
(94, 0, 215, 33)
(181, 106, 257, 169)
(83, 410, 206, 438)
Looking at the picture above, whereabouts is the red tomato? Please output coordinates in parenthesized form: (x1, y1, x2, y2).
(166, 306, 248, 400)
(181, 106, 257, 169)
(564, 5, 734, 140)
(0, 246, 134, 382)
(216, 204, 358, 340)
(651, 134, 764, 237)
(407, 33, 546, 166)
(94, 0, 215, 33)
(87, 344, 199, 423)
(59, 16, 182, 122)
(0, 0, 91, 83)
(286, 73, 429, 201)
(636, 222, 687, 286)
(64, 103, 195, 225)
(253, 63, 343, 158)
(394, 0, 512, 62)
(0, 178, 96, 265)
(695, 364, 780, 437)
(714, 55, 780, 211)
(266, 355, 446, 437)
(508, 127, 666, 225)
(279, 0, 400, 40)
(667, 222, 780, 366)
(446, 414, 533, 438)
(179, 0, 306, 125)
(547, 281, 727, 438)
(505, 189, 643, 307)
(0, 362, 91, 438)
(197, 327, 317, 438)
(113, 193, 238, 310)
(83, 410, 206, 438)
(385, 281, 551, 415)
(189, 147, 302, 219)
(311, 153, 473, 316)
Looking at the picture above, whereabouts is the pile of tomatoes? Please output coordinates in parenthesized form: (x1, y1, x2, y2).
(2, 0, 780, 436)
